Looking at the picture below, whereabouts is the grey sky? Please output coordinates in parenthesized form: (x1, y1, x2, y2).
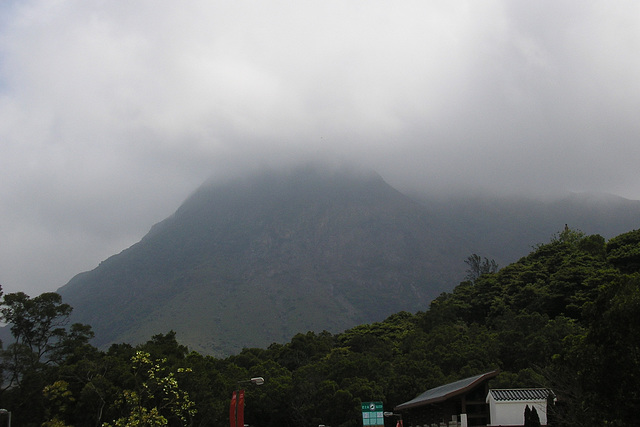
(1, 1, 639, 296)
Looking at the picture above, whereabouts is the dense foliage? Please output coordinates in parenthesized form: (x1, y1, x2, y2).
(1, 227, 639, 426)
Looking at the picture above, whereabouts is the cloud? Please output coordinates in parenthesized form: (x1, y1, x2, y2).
(1, 0, 639, 295)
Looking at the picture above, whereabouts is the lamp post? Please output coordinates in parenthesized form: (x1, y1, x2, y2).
(0, 409, 11, 427)
(230, 377, 264, 427)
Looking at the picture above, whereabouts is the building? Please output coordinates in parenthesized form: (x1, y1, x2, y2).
(486, 389, 553, 426)
(395, 371, 499, 427)
(395, 371, 554, 427)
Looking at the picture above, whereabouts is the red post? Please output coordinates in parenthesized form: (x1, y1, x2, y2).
(230, 391, 237, 427)
(237, 389, 245, 427)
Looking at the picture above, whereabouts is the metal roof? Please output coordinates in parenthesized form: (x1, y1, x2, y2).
(395, 371, 499, 411)
(488, 389, 552, 402)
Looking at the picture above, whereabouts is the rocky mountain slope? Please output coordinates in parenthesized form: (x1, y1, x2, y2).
(59, 168, 463, 355)
(57, 167, 640, 356)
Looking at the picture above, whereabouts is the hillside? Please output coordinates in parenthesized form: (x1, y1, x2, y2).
(57, 167, 640, 356)
(58, 167, 463, 355)
(413, 191, 640, 268)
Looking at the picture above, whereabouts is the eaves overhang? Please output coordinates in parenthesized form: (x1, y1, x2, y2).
(395, 370, 500, 411)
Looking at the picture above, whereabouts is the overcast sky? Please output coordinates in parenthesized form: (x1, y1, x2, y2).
(1, 1, 639, 296)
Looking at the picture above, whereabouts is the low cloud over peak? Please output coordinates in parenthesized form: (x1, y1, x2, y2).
(1, 1, 639, 295)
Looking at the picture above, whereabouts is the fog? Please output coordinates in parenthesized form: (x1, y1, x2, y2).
(1, 1, 639, 295)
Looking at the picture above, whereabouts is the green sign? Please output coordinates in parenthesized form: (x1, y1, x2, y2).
(361, 401, 384, 427)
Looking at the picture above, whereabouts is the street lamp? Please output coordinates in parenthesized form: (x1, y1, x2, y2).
(247, 377, 264, 386)
(0, 409, 11, 427)
(230, 377, 264, 427)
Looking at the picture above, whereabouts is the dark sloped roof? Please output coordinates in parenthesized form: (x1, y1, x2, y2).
(488, 389, 553, 402)
(395, 371, 499, 411)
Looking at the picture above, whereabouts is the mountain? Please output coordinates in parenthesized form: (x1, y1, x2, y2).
(414, 191, 640, 268)
(58, 167, 464, 356)
(57, 167, 640, 356)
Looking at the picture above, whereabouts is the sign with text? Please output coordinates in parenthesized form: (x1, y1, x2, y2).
(361, 401, 384, 427)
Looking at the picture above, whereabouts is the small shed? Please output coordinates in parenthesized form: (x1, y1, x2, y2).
(486, 389, 553, 426)
(395, 371, 499, 427)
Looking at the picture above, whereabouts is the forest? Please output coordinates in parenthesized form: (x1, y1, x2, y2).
(0, 227, 639, 426)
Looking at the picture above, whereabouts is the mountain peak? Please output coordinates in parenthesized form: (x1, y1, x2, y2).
(59, 168, 452, 356)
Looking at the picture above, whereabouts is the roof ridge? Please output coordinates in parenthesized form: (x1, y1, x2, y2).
(489, 388, 551, 392)
(488, 388, 553, 402)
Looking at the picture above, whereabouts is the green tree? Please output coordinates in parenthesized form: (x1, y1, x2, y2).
(577, 274, 640, 424)
(464, 254, 499, 283)
(1, 292, 72, 368)
(42, 380, 75, 427)
(524, 405, 541, 427)
(139, 331, 188, 364)
(0, 291, 93, 424)
(550, 225, 586, 246)
(606, 228, 640, 273)
(103, 351, 196, 427)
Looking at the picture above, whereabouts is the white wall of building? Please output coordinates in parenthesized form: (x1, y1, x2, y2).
(487, 399, 547, 426)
